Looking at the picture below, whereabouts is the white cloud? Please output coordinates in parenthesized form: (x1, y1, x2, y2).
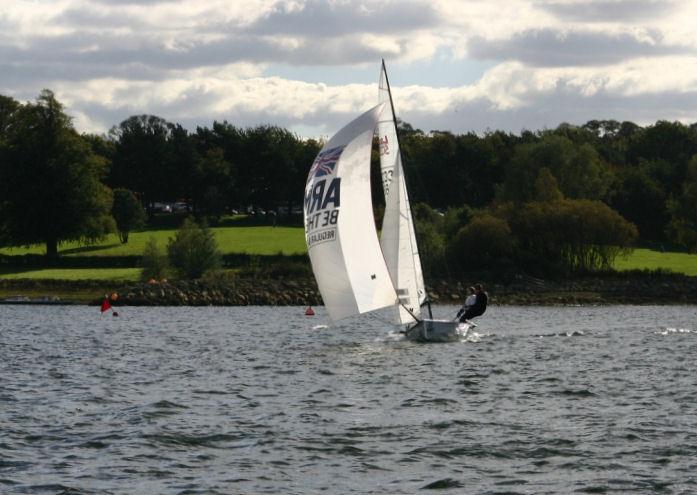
(538, 0, 677, 23)
(1, 0, 697, 137)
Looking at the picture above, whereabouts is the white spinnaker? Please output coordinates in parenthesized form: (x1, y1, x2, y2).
(304, 103, 397, 322)
(378, 62, 426, 324)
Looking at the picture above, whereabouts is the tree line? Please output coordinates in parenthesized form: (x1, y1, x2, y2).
(398, 120, 697, 275)
(1, 90, 696, 276)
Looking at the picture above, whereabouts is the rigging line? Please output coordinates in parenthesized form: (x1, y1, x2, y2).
(400, 302, 422, 323)
(368, 301, 421, 327)
(366, 310, 399, 328)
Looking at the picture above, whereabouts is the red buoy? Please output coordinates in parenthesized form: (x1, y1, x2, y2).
(305, 306, 315, 316)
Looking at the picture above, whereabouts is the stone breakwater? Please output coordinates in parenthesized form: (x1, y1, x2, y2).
(471, 274, 697, 305)
(104, 279, 323, 307)
(96, 273, 697, 307)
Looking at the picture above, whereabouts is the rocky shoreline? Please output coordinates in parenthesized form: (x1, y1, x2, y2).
(2, 273, 696, 307)
(98, 273, 697, 306)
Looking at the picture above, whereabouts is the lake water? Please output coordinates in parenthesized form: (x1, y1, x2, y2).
(1, 304, 696, 494)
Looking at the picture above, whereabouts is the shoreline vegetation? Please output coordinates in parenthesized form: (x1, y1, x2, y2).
(3, 92, 697, 312)
(2, 223, 696, 308)
(2, 271, 696, 307)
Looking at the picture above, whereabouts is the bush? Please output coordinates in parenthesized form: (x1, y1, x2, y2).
(414, 221, 446, 278)
(442, 205, 474, 238)
(447, 214, 515, 272)
(502, 199, 638, 273)
(140, 236, 168, 281)
(167, 217, 221, 279)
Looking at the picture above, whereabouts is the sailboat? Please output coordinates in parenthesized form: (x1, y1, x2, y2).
(303, 61, 471, 342)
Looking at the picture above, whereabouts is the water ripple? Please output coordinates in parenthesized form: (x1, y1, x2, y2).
(1, 304, 696, 493)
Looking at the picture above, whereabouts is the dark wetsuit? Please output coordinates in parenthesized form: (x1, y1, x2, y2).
(460, 291, 488, 322)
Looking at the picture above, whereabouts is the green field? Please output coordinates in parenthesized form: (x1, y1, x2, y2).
(0, 267, 142, 281)
(0, 222, 306, 282)
(2, 227, 696, 282)
(0, 225, 307, 257)
(613, 248, 697, 276)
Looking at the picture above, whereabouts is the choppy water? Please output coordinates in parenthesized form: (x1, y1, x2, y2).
(1, 304, 696, 494)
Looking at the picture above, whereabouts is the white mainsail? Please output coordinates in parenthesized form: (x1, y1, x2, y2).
(304, 103, 398, 322)
(377, 61, 426, 324)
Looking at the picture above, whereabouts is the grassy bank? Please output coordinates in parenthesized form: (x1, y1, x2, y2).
(613, 248, 697, 276)
(3, 247, 696, 281)
(0, 224, 306, 258)
(1, 220, 696, 285)
(0, 267, 141, 281)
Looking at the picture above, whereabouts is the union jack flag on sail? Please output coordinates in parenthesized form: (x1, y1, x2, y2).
(307, 145, 344, 182)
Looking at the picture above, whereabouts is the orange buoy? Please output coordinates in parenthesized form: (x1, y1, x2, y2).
(305, 306, 315, 316)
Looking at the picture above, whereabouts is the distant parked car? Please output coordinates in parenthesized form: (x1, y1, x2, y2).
(153, 202, 172, 213)
(172, 202, 190, 213)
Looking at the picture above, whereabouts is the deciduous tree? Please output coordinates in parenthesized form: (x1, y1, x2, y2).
(109, 115, 173, 215)
(0, 90, 114, 256)
(666, 156, 697, 252)
(112, 188, 146, 243)
(500, 135, 610, 203)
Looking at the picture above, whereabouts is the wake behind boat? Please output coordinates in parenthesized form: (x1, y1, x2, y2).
(303, 61, 467, 343)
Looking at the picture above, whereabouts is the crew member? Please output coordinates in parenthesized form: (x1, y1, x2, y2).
(459, 283, 488, 322)
(456, 286, 476, 320)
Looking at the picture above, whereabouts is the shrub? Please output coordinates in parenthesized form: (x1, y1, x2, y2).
(167, 217, 221, 279)
(414, 221, 446, 278)
(502, 199, 638, 273)
(442, 205, 474, 238)
(140, 236, 168, 281)
(447, 214, 515, 272)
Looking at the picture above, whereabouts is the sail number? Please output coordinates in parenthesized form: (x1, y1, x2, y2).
(307, 209, 339, 230)
(305, 177, 341, 246)
(382, 169, 393, 196)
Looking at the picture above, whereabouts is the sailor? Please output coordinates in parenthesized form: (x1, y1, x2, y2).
(456, 286, 476, 320)
(459, 284, 488, 322)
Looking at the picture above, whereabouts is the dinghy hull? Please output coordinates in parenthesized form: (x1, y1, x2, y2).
(405, 319, 470, 343)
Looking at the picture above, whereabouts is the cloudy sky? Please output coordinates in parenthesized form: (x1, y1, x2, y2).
(2, 0, 697, 137)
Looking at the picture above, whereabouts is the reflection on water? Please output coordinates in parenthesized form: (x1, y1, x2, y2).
(1, 304, 696, 494)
